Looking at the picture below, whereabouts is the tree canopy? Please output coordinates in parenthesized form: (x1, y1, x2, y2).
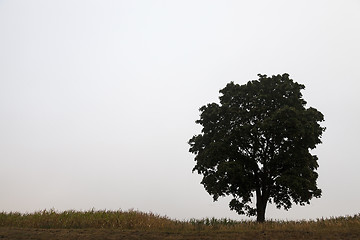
(188, 73, 325, 222)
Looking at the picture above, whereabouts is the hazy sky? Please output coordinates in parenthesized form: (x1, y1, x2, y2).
(1, 0, 360, 221)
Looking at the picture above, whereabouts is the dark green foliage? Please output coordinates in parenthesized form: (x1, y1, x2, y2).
(189, 74, 325, 222)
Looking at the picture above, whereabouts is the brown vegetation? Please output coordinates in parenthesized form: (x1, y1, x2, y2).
(0, 209, 359, 240)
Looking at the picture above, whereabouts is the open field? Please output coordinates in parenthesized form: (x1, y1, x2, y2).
(1, 209, 359, 240)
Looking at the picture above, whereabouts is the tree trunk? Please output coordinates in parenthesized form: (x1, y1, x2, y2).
(256, 189, 267, 223)
(256, 203, 266, 222)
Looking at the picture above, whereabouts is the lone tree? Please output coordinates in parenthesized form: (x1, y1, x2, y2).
(189, 74, 325, 222)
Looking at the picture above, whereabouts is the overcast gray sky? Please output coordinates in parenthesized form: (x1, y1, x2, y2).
(1, 0, 359, 221)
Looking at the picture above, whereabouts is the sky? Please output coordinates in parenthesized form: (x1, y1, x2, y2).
(1, 0, 359, 221)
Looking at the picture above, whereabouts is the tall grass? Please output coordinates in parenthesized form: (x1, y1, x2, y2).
(1, 209, 359, 233)
(0, 209, 179, 230)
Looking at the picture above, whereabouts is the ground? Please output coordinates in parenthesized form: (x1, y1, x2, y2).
(1, 227, 359, 240)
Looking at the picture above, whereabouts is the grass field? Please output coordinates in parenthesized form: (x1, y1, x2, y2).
(1, 209, 359, 239)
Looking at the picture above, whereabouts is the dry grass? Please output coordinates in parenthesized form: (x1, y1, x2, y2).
(0, 209, 359, 239)
(0, 209, 179, 230)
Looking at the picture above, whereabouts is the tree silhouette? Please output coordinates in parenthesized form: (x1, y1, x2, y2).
(189, 74, 325, 222)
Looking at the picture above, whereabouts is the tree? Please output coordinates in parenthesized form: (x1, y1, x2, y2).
(188, 74, 325, 222)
